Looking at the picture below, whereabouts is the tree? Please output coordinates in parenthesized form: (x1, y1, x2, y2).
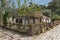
(0, 0, 7, 26)
(17, 0, 20, 8)
(48, 0, 60, 15)
(0, 0, 13, 27)
(24, 0, 27, 8)
(42, 9, 52, 17)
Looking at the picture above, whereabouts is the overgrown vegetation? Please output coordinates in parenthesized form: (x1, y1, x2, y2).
(3, 11, 8, 27)
(0, 0, 60, 26)
(47, 0, 60, 20)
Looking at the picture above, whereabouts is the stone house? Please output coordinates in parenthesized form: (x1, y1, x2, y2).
(6, 11, 52, 35)
(19, 11, 51, 25)
(7, 11, 51, 25)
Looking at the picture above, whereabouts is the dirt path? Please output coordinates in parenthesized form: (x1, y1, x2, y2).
(0, 25, 60, 40)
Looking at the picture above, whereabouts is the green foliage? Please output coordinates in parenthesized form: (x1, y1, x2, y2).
(3, 11, 8, 27)
(17, 0, 20, 8)
(0, 9, 2, 13)
(48, 0, 60, 15)
(51, 14, 60, 20)
(42, 9, 52, 17)
(55, 9, 60, 15)
(19, 3, 41, 15)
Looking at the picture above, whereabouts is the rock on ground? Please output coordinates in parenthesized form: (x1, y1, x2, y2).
(0, 24, 60, 40)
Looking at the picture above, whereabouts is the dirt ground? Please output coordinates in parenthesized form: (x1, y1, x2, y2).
(0, 24, 60, 40)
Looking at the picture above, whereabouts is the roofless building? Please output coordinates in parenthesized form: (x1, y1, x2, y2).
(6, 11, 52, 35)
